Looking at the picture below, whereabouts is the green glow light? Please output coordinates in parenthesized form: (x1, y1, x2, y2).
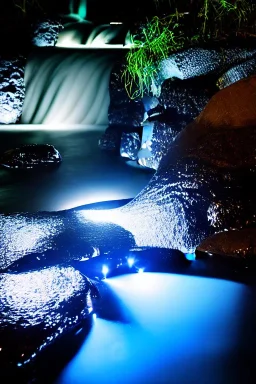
(78, 0, 87, 19)
(69, 0, 87, 20)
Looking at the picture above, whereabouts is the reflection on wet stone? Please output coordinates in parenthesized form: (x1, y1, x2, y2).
(120, 132, 141, 161)
(0, 266, 99, 371)
(0, 144, 62, 169)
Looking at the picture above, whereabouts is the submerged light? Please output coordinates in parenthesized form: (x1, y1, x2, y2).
(102, 265, 109, 278)
(127, 257, 135, 268)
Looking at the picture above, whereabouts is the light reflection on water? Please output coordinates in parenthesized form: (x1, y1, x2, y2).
(58, 273, 252, 384)
(0, 126, 153, 213)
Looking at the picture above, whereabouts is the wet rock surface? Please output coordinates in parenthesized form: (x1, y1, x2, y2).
(102, 39, 256, 167)
(217, 56, 256, 89)
(120, 132, 141, 160)
(156, 45, 256, 86)
(0, 208, 135, 273)
(0, 144, 62, 169)
(0, 56, 26, 124)
(31, 18, 63, 47)
(99, 75, 256, 255)
(137, 77, 216, 169)
(0, 266, 98, 379)
(108, 60, 145, 127)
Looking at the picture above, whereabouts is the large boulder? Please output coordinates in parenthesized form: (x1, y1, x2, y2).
(103, 41, 256, 164)
(0, 266, 98, 378)
(217, 56, 256, 89)
(153, 44, 256, 94)
(97, 75, 256, 255)
(137, 76, 217, 169)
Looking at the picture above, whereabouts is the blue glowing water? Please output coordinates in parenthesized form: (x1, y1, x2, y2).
(57, 273, 256, 384)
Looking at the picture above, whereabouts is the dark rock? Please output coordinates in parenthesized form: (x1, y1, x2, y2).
(217, 56, 256, 89)
(0, 144, 62, 169)
(108, 60, 145, 127)
(0, 266, 98, 371)
(108, 100, 145, 127)
(31, 18, 64, 47)
(138, 77, 216, 170)
(0, 56, 26, 124)
(120, 132, 141, 160)
(0, 209, 136, 273)
(142, 95, 159, 112)
(115, 75, 256, 253)
(158, 47, 222, 81)
(98, 125, 142, 153)
(152, 45, 256, 96)
(98, 125, 122, 152)
(159, 76, 216, 120)
(197, 228, 256, 259)
(108, 94, 145, 128)
(138, 120, 184, 169)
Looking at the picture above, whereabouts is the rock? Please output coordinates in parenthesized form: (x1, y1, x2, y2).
(197, 228, 256, 258)
(158, 47, 222, 82)
(0, 144, 62, 169)
(31, 19, 63, 47)
(152, 44, 256, 96)
(0, 56, 26, 124)
(108, 61, 145, 127)
(183, 75, 256, 138)
(98, 125, 122, 152)
(0, 266, 98, 372)
(108, 100, 144, 127)
(142, 95, 159, 113)
(100, 59, 145, 153)
(217, 56, 256, 89)
(159, 76, 216, 119)
(138, 119, 184, 170)
(138, 77, 216, 170)
(0, 209, 136, 273)
(115, 75, 256, 253)
(120, 132, 141, 160)
(99, 125, 142, 154)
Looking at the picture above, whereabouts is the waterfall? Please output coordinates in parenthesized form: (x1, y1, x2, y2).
(21, 48, 124, 125)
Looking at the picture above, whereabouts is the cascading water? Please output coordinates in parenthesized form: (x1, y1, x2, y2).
(56, 0, 131, 48)
(21, 0, 131, 125)
(21, 48, 124, 125)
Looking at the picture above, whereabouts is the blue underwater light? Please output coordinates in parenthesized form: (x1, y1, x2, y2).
(127, 257, 135, 267)
(102, 265, 109, 278)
